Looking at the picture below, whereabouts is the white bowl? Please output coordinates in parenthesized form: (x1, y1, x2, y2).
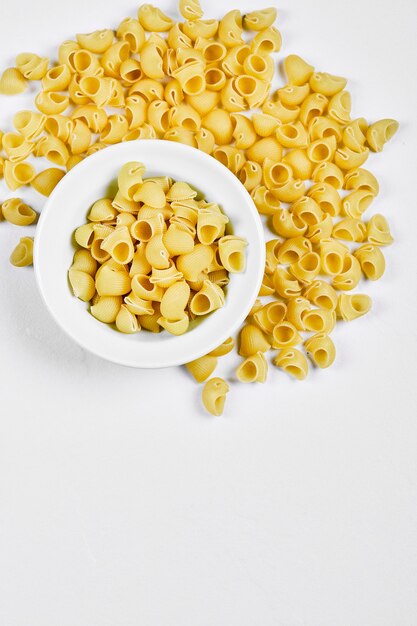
(34, 140, 265, 368)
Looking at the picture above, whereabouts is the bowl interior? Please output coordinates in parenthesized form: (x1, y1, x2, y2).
(34, 140, 265, 368)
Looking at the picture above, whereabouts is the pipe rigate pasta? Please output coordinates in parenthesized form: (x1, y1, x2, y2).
(31, 168, 65, 196)
(91, 296, 123, 323)
(366, 214, 393, 246)
(4, 161, 36, 190)
(16, 53, 49, 80)
(284, 54, 314, 86)
(273, 348, 309, 380)
(243, 8, 277, 31)
(218, 10, 244, 48)
(304, 333, 336, 369)
(77, 29, 115, 54)
(9, 237, 34, 267)
(366, 119, 399, 152)
(71, 249, 98, 276)
(337, 293, 372, 321)
(2, 133, 34, 162)
(238, 324, 271, 357)
(251, 26, 282, 54)
(13, 110, 46, 140)
(332, 218, 366, 243)
(116, 19, 146, 53)
(68, 269, 96, 302)
(332, 253, 362, 291)
(201, 377, 229, 416)
(236, 352, 268, 383)
(303, 280, 338, 311)
(1, 198, 37, 226)
(0, 68, 27, 94)
(354, 245, 385, 280)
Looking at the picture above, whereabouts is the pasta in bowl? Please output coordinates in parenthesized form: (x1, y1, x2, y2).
(34, 140, 265, 367)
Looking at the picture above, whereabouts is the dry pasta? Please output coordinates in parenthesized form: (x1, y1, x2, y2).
(69, 162, 246, 335)
(0, 0, 400, 415)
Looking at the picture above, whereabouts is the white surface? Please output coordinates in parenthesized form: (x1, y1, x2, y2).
(35, 140, 264, 368)
(0, 0, 417, 624)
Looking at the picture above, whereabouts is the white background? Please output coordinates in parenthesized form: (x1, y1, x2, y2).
(1, 0, 417, 624)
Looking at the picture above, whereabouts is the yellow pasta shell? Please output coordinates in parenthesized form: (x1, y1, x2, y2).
(9, 237, 34, 267)
(68, 269, 96, 301)
(90, 296, 123, 323)
(238, 324, 271, 357)
(304, 333, 336, 368)
(273, 348, 308, 380)
(236, 351, 268, 383)
(1, 198, 37, 226)
(201, 377, 229, 416)
(0, 68, 27, 95)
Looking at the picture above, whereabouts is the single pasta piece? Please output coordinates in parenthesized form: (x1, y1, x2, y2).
(236, 351, 268, 383)
(272, 321, 301, 348)
(337, 294, 372, 321)
(284, 54, 314, 85)
(95, 264, 131, 297)
(179, 0, 203, 21)
(218, 10, 244, 48)
(90, 296, 123, 323)
(332, 253, 362, 291)
(68, 269, 96, 301)
(160, 280, 190, 319)
(158, 312, 190, 335)
(366, 214, 393, 245)
(366, 119, 399, 152)
(344, 168, 379, 195)
(1, 198, 37, 226)
(31, 168, 65, 196)
(71, 249, 97, 276)
(4, 161, 36, 190)
(16, 52, 49, 79)
(251, 26, 282, 54)
(138, 4, 174, 31)
(302, 307, 336, 334)
(189, 280, 225, 315)
(186, 355, 218, 383)
(116, 19, 145, 53)
(309, 72, 347, 96)
(303, 280, 338, 311)
(354, 244, 385, 280)
(332, 218, 367, 243)
(0, 68, 27, 94)
(202, 377, 229, 416)
(115, 305, 140, 333)
(286, 297, 311, 330)
(77, 29, 115, 53)
(273, 348, 308, 380)
(238, 324, 271, 357)
(218, 235, 247, 272)
(13, 110, 46, 141)
(10, 237, 34, 267)
(304, 333, 336, 368)
(243, 7, 277, 30)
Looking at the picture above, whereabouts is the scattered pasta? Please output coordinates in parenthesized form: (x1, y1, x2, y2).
(0, 0, 399, 416)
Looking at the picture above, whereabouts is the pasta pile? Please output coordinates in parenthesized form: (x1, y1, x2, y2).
(0, 1, 399, 416)
(68, 161, 246, 335)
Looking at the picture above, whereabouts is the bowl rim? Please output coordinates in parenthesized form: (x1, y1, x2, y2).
(34, 140, 265, 368)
